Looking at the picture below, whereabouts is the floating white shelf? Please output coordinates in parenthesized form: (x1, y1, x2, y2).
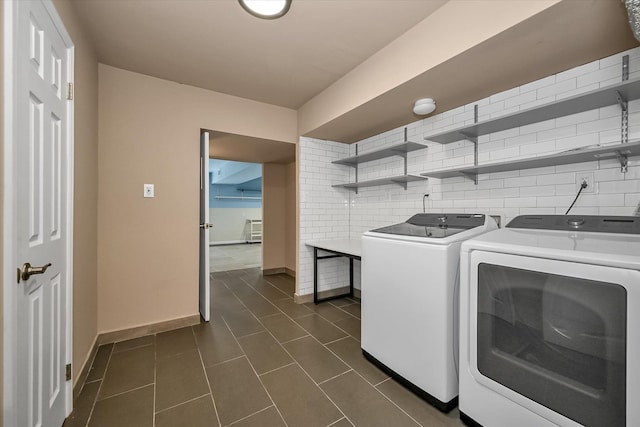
(332, 128, 428, 192)
(332, 174, 427, 191)
(332, 141, 428, 166)
(421, 141, 640, 179)
(424, 77, 640, 144)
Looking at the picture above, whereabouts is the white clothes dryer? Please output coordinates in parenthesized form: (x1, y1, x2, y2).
(459, 215, 640, 427)
(361, 213, 498, 412)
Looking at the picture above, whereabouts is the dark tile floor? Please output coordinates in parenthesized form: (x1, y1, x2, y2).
(64, 268, 464, 427)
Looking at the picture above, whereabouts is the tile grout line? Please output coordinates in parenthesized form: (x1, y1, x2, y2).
(226, 405, 276, 426)
(153, 392, 210, 415)
(257, 362, 297, 377)
(256, 311, 284, 320)
(373, 383, 427, 427)
(234, 329, 267, 340)
(279, 334, 311, 345)
(220, 315, 290, 427)
(317, 369, 354, 386)
(323, 335, 351, 347)
(232, 272, 350, 425)
(111, 342, 153, 355)
(325, 417, 348, 427)
(96, 382, 155, 403)
(205, 353, 246, 369)
(374, 377, 392, 387)
(238, 275, 290, 302)
(317, 325, 391, 389)
(240, 274, 291, 299)
(152, 337, 157, 427)
(246, 290, 351, 427)
(84, 344, 115, 427)
(192, 324, 223, 427)
(75, 342, 102, 398)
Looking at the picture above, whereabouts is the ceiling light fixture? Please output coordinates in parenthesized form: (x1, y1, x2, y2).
(413, 98, 436, 115)
(239, 0, 292, 19)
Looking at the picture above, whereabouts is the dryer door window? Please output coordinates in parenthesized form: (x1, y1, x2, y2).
(476, 263, 626, 427)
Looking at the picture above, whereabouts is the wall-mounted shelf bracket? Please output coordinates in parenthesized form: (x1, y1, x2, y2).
(616, 150, 629, 173)
(459, 105, 480, 184)
(354, 144, 358, 194)
(621, 55, 629, 144)
(389, 178, 408, 190)
(460, 171, 478, 184)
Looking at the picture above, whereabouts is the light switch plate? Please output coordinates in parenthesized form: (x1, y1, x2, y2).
(144, 184, 154, 198)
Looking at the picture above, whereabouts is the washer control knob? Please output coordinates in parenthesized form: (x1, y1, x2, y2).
(568, 218, 585, 228)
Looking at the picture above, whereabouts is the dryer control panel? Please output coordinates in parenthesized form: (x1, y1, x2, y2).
(507, 215, 640, 234)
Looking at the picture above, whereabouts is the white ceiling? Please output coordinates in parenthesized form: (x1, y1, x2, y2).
(72, 0, 446, 109)
(210, 160, 262, 185)
(71, 0, 638, 146)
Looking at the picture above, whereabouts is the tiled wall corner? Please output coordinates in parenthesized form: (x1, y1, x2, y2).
(297, 137, 351, 297)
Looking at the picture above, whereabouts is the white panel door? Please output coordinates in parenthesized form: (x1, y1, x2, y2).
(15, 1, 71, 426)
(199, 131, 211, 321)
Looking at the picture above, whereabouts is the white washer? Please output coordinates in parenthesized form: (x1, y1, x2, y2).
(459, 215, 640, 427)
(362, 213, 498, 411)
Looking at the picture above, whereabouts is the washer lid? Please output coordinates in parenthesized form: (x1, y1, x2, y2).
(507, 215, 640, 234)
(371, 213, 486, 238)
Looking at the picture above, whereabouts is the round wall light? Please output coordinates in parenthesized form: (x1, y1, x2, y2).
(413, 98, 436, 115)
(239, 0, 292, 19)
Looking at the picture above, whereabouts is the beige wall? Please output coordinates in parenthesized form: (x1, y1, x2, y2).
(52, 0, 100, 383)
(298, 0, 559, 137)
(262, 164, 287, 271)
(285, 162, 296, 272)
(98, 65, 297, 333)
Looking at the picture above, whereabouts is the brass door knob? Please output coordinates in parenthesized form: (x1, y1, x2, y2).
(17, 262, 52, 283)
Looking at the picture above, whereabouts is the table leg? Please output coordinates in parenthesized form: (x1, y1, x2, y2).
(349, 257, 354, 298)
(314, 247, 318, 304)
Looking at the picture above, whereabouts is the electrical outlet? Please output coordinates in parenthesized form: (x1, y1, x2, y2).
(144, 183, 155, 198)
(575, 172, 595, 193)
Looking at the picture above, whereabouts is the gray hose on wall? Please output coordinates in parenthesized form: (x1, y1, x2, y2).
(625, 0, 640, 42)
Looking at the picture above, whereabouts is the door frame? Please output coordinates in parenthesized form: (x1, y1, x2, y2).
(199, 130, 210, 321)
(2, 0, 75, 424)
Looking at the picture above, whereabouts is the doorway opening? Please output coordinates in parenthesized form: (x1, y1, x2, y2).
(209, 159, 263, 272)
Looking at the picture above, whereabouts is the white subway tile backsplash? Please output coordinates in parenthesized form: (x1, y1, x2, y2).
(556, 61, 599, 82)
(520, 75, 556, 94)
(520, 139, 555, 156)
(504, 197, 537, 208)
(538, 78, 576, 100)
(453, 199, 477, 208)
(537, 172, 575, 186)
(599, 180, 640, 193)
(297, 48, 640, 297)
(520, 185, 556, 197)
(504, 90, 536, 110)
(504, 176, 536, 188)
(490, 187, 520, 198)
(489, 146, 519, 161)
(577, 64, 621, 88)
(520, 118, 556, 135)
(519, 95, 556, 111)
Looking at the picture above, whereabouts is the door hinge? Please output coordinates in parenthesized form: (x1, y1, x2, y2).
(66, 364, 71, 381)
(67, 82, 73, 100)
